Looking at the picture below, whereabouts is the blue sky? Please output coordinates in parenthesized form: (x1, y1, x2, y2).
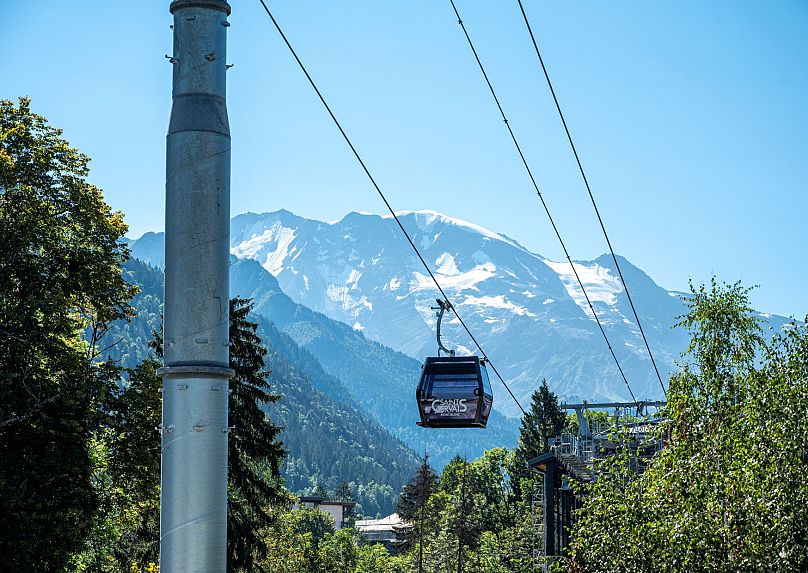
(3, 1, 807, 318)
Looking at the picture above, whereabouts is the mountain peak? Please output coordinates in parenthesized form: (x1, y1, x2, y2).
(377, 209, 530, 252)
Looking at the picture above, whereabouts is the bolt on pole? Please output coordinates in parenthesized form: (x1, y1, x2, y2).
(157, 1, 233, 571)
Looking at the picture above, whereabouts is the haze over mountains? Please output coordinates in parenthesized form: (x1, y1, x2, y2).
(130, 209, 792, 417)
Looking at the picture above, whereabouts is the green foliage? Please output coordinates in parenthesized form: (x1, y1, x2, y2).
(566, 279, 808, 572)
(102, 259, 163, 369)
(0, 97, 135, 571)
(336, 480, 359, 527)
(227, 297, 291, 573)
(510, 379, 564, 501)
(396, 453, 440, 559)
(106, 257, 421, 518)
(106, 359, 162, 568)
(356, 543, 397, 573)
(68, 297, 290, 572)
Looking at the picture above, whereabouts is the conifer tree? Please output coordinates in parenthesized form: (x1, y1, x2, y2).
(104, 300, 288, 572)
(109, 358, 163, 567)
(227, 297, 289, 572)
(396, 453, 440, 566)
(335, 480, 358, 527)
(510, 379, 565, 500)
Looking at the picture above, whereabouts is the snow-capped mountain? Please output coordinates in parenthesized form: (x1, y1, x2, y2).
(129, 209, 790, 417)
(225, 209, 689, 415)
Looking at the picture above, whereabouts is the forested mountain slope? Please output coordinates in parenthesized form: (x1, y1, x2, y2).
(228, 256, 519, 467)
(104, 258, 419, 516)
(115, 252, 520, 469)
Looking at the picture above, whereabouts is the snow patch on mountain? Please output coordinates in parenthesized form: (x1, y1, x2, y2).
(230, 224, 296, 277)
(411, 262, 496, 292)
(435, 253, 460, 275)
(542, 260, 623, 313)
(461, 294, 536, 317)
(326, 284, 373, 317)
(230, 230, 272, 259)
(347, 269, 362, 289)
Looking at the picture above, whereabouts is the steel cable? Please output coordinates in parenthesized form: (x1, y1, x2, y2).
(256, 0, 527, 416)
(448, 0, 639, 406)
(515, 0, 667, 397)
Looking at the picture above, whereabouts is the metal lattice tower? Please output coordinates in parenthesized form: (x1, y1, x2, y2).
(531, 479, 545, 569)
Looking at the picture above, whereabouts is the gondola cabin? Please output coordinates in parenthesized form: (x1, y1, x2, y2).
(416, 356, 493, 428)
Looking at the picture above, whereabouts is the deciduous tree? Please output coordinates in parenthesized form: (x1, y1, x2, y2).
(0, 97, 135, 570)
(567, 280, 808, 572)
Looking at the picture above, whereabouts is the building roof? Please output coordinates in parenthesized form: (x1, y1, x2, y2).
(526, 451, 559, 473)
(298, 496, 357, 509)
(355, 513, 404, 532)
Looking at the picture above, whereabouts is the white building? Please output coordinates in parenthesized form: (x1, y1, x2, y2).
(297, 496, 357, 530)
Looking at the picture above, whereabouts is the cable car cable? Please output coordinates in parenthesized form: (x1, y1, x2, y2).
(255, 0, 528, 417)
(515, 0, 667, 398)
(448, 0, 639, 407)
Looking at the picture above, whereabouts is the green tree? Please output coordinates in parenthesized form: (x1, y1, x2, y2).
(228, 296, 291, 572)
(440, 456, 479, 573)
(318, 527, 360, 572)
(263, 508, 324, 573)
(510, 379, 564, 501)
(109, 358, 163, 568)
(466, 531, 511, 573)
(0, 97, 135, 571)
(396, 453, 440, 566)
(82, 298, 289, 572)
(335, 480, 359, 527)
(356, 543, 396, 573)
(567, 279, 808, 572)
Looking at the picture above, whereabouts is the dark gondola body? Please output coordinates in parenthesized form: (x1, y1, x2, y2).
(416, 356, 493, 428)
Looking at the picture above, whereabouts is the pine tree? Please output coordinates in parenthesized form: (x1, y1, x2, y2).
(510, 379, 565, 500)
(102, 300, 288, 572)
(335, 480, 358, 527)
(335, 480, 353, 502)
(227, 297, 289, 572)
(396, 454, 440, 567)
(109, 358, 163, 567)
(311, 483, 330, 499)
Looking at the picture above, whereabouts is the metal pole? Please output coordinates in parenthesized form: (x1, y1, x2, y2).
(543, 465, 555, 559)
(157, 1, 233, 571)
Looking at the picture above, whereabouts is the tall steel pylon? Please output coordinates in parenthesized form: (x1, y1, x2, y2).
(157, 1, 234, 571)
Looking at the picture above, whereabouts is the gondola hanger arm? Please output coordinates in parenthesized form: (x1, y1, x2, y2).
(431, 298, 455, 357)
